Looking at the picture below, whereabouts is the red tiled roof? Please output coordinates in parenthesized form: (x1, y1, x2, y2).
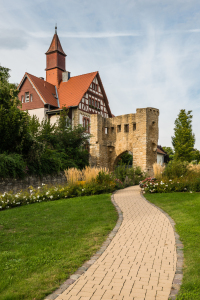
(25, 73, 58, 107)
(157, 147, 166, 155)
(46, 33, 66, 56)
(58, 71, 97, 108)
(18, 71, 113, 116)
(58, 71, 112, 117)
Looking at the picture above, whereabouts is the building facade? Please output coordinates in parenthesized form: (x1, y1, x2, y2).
(18, 27, 159, 175)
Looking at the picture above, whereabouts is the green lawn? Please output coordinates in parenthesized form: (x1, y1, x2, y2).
(145, 192, 200, 300)
(0, 194, 118, 300)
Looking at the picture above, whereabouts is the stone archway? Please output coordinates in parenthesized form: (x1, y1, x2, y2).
(89, 107, 159, 176)
(113, 151, 133, 168)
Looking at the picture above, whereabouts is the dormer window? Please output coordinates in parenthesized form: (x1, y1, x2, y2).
(25, 92, 29, 103)
(21, 95, 24, 103)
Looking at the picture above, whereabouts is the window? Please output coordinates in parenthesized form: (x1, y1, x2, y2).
(87, 119, 90, 132)
(124, 124, 129, 132)
(89, 98, 91, 105)
(30, 94, 33, 102)
(25, 92, 29, 102)
(95, 101, 97, 107)
(117, 125, 121, 133)
(92, 99, 94, 106)
(133, 123, 136, 131)
(105, 127, 108, 134)
(83, 117, 90, 133)
(111, 127, 114, 133)
(98, 102, 100, 108)
(92, 83, 98, 91)
(21, 95, 24, 103)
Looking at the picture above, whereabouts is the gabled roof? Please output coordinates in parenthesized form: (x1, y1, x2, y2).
(58, 71, 97, 108)
(18, 73, 59, 107)
(157, 147, 166, 155)
(46, 33, 66, 56)
(18, 71, 113, 117)
(58, 71, 112, 117)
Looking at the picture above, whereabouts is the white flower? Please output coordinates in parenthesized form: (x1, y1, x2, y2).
(166, 185, 168, 187)
(46, 192, 49, 195)
(0, 206, 2, 209)
(169, 179, 172, 182)
(30, 190, 33, 193)
(190, 191, 193, 193)
(49, 195, 53, 199)
(43, 198, 45, 200)
(27, 202, 29, 204)
(82, 189, 84, 191)
(37, 195, 40, 199)
(16, 202, 20, 205)
(23, 196, 26, 199)
(38, 187, 41, 189)
(42, 183, 45, 186)
(15, 195, 19, 198)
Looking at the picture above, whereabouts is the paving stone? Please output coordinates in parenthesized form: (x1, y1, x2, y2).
(50, 186, 182, 300)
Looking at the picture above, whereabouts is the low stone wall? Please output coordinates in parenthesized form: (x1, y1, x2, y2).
(0, 172, 67, 194)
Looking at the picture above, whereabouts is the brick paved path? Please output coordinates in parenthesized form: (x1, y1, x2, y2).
(57, 186, 177, 300)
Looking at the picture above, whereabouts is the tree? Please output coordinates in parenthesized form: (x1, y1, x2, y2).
(0, 65, 33, 155)
(172, 109, 195, 162)
(162, 146, 174, 161)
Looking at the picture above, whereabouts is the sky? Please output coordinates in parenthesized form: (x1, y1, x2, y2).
(1, 0, 200, 149)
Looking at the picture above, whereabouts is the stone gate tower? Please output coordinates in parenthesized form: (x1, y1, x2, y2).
(89, 107, 159, 175)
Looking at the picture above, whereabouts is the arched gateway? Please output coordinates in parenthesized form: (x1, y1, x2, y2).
(89, 107, 159, 176)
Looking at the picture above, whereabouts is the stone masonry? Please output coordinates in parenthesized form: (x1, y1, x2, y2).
(89, 107, 159, 175)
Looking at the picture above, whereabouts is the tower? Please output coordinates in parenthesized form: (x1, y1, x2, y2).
(45, 26, 66, 87)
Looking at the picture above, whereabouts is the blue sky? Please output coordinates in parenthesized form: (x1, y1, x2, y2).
(1, 0, 200, 149)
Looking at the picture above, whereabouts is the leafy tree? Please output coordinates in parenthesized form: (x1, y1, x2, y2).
(192, 149, 200, 164)
(0, 65, 33, 155)
(162, 146, 174, 161)
(117, 152, 133, 165)
(172, 109, 195, 162)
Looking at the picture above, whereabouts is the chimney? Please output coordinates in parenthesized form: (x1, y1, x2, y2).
(62, 71, 71, 82)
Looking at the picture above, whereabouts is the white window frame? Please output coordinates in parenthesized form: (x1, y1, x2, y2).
(25, 92, 29, 103)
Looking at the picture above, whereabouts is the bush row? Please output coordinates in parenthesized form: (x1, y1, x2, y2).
(0, 167, 146, 211)
(141, 160, 200, 193)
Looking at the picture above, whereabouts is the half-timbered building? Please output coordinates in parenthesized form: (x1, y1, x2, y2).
(18, 27, 113, 132)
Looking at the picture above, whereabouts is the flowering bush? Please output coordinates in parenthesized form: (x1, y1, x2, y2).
(140, 176, 200, 194)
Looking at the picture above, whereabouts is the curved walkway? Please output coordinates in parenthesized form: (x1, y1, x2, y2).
(56, 186, 177, 300)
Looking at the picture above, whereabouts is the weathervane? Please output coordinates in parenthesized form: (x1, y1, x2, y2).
(55, 23, 57, 34)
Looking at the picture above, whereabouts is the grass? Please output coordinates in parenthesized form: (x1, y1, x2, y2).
(145, 192, 200, 300)
(0, 194, 118, 300)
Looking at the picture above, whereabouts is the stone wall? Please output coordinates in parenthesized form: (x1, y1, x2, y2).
(89, 107, 159, 175)
(0, 172, 67, 194)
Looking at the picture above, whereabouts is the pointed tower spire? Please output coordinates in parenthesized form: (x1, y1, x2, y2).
(45, 27, 66, 87)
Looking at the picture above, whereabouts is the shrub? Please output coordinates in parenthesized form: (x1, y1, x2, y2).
(114, 164, 145, 185)
(0, 153, 26, 178)
(163, 160, 189, 179)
